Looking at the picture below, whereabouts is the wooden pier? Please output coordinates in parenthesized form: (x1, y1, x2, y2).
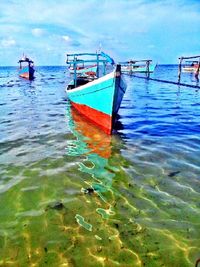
(125, 55, 200, 89)
(120, 59, 156, 75)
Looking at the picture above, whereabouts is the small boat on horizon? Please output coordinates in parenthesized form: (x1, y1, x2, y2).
(120, 59, 157, 74)
(178, 55, 200, 81)
(18, 55, 35, 80)
(66, 52, 127, 135)
(182, 60, 200, 72)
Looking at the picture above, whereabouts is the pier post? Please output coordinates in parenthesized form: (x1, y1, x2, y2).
(146, 60, 150, 78)
(178, 57, 183, 83)
(195, 58, 200, 80)
(129, 62, 133, 75)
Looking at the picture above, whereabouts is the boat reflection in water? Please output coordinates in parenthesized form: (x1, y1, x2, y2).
(68, 105, 112, 159)
(66, 104, 121, 204)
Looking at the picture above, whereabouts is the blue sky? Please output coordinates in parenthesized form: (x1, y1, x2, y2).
(0, 0, 199, 66)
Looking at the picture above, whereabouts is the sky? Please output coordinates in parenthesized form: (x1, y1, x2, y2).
(0, 0, 200, 66)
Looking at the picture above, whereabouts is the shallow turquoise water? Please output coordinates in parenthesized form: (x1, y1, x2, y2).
(0, 65, 200, 266)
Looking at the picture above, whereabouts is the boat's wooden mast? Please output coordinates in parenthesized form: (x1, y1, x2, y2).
(74, 56, 77, 87)
(103, 61, 106, 76)
(96, 53, 99, 78)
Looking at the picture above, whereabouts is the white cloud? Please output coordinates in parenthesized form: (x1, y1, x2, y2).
(0, 0, 200, 64)
(32, 28, 44, 37)
(1, 38, 16, 47)
(62, 35, 71, 42)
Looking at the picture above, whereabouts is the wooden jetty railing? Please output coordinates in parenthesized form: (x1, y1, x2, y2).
(121, 55, 200, 89)
(120, 59, 153, 76)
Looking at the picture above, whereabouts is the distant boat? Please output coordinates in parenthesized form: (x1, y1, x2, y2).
(18, 56, 35, 80)
(121, 59, 156, 73)
(68, 64, 97, 77)
(182, 61, 199, 72)
(178, 56, 200, 82)
(66, 52, 127, 135)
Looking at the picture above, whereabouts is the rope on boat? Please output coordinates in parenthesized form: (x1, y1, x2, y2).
(131, 74, 200, 89)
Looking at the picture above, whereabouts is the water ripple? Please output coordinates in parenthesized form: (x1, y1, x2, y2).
(0, 66, 200, 266)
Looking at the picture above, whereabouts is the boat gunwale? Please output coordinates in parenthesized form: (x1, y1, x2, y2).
(66, 71, 115, 93)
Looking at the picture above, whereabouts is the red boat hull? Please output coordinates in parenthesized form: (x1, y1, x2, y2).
(71, 101, 112, 134)
(19, 66, 35, 80)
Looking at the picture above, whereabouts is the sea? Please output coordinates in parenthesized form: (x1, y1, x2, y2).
(0, 65, 200, 267)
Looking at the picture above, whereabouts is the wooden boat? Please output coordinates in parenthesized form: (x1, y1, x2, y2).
(66, 52, 127, 135)
(68, 64, 97, 76)
(182, 61, 199, 72)
(18, 56, 35, 80)
(121, 59, 156, 73)
(178, 56, 200, 81)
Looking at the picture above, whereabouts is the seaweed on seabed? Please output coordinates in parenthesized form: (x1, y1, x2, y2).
(46, 201, 65, 211)
(168, 171, 180, 177)
(81, 187, 95, 195)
